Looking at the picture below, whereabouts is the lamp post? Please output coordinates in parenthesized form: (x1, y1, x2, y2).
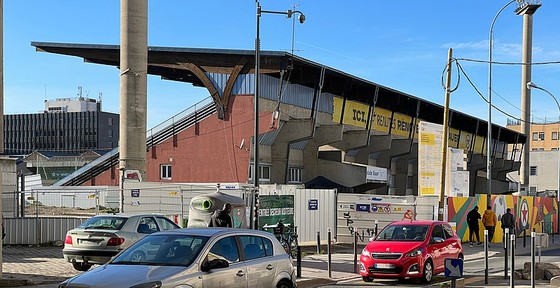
(119, 167, 126, 213)
(487, 0, 516, 206)
(253, 1, 305, 230)
(526, 81, 560, 233)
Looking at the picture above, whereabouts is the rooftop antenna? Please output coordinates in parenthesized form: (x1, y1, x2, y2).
(78, 86, 83, 99)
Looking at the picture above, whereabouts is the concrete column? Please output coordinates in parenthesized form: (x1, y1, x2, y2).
(119, 0, 148, 179)
(406, 160, 414, 195)
(388, 158, 397, 195)
(517, 4, 540, 192)
(1, 0, 4, 155)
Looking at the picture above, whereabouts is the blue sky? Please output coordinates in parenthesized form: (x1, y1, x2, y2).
(4, 0, 560, 129)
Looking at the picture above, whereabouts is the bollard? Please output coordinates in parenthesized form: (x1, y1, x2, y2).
(327, 228, 332, 278)
(353, 227, 358, 273)
(316, 231, 321, 254)
(510, 234, 515, 288)
(374, 220, 378, 236)
(484, 229, 489, 284)
(531, 232, 536, 288)
(504, 228, 509, 279)
(297, 246, 302, 278)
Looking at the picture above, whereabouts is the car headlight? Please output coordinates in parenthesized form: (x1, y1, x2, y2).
(361, 248, 371, 257)
(129, 281, 162, 288)
(404, 248, 423, 258)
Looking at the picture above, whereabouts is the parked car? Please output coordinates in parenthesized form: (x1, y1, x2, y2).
(63, 213, 180, 271)
(58, 228, 297, 288)
(359, 220, 463, 283)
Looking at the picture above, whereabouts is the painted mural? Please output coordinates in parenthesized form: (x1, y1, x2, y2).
(447, 195, 558, 243)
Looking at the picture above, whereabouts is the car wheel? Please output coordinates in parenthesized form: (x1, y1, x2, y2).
(276, 279, 294, 288)
(72, 262, 92, 271)
(362, 276, 373, 282)
(420, 260, 433, 284)
(130, 251, 146, 262)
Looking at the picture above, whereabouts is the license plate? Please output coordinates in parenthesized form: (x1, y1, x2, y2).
(374, 263, 395, 269)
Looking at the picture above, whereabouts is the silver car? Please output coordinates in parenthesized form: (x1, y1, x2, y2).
(63, 213, 180, 271)
(58, 228, 297, 288)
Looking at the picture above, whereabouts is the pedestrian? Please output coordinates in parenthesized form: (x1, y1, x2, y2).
(466, 206, 482, 247)
(501, 207, 515, 242)
(208, 203, 233, 228)
(482, 205, 498, 245)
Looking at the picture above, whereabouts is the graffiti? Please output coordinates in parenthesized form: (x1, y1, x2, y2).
(343, 212, 371, 242)
(447, 195, 558, 243)
(402, 209, 416, 221)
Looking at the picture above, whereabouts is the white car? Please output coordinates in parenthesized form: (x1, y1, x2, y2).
(62, 213, 180, 271)
(58, 228, 297, 288)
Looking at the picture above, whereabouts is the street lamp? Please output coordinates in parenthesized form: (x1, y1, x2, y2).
(487, 0, 516, 206)
(119, 167, 126, 213)
(253, 1, 305, 230)
(526, 81, 560, 233)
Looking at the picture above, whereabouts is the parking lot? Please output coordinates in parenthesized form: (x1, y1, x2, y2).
(1, 245, 79, 287)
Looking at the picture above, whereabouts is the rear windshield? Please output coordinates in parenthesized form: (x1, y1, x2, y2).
(78, 216, 128, 230)
(375, 224, 430, 241)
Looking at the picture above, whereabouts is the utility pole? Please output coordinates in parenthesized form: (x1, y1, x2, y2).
(439, 48, 452, 221)
(516, 1, 541, 195)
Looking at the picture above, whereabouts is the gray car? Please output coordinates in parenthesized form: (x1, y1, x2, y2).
(62, 213, 180, 271)
(58, 228, 297, 288)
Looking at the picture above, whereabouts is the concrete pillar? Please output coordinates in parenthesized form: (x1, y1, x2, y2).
(119, 0, 148, 179)
(517, 4, 540, 192)
(388, 158, 397, 195)
(0, 0, 3, 155)
(406, 160, 414, 195)
(303, 125, 343, 182)
(270, 119, 312, 184)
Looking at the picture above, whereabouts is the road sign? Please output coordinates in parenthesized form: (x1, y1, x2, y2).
(444, 258, 463, 278)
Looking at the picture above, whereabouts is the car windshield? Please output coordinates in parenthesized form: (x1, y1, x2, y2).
(375, 224, 429, 242)
(111, 234, 209, 267)
(78, 216, 128, 230)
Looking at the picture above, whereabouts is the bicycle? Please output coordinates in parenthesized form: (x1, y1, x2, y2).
(262, 220, 299, 258)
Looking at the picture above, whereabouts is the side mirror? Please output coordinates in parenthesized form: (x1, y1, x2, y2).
(368, 236, 375, 242)
(201, 259, 229, 272)
(431, 237, 444, 244)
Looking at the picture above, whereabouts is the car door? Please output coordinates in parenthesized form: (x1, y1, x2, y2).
(427, 224, 447, 273)
(201, 236, 248, 288)
(240, 235, 276, 287)
(442, 223, 461, 257)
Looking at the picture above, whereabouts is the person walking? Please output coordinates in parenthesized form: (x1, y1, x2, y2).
(209, 203, 233, 228)
(501, 208, 515, 242)
(466, 206, 482, 247)
(482, 205, 498, 246)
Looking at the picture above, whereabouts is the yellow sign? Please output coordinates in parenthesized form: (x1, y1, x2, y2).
(88, 194, 96, 199)
(332, 97, 416, 137)
(168, 191, 179, 196)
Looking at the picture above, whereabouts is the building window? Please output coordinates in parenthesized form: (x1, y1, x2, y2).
(248, 164, 271, 182)
(530, 166, 537, 176)
(533, 132, 538, 141)
(553, 131, 558, 140)
(160, 164, 172, 180)
(108, 118, 113, 126)
(288, 167, 302, 183)
(553, 148, 559, 151)
(539, 132, 545, 141)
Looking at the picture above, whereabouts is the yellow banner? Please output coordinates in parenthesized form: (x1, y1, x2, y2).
(333, 97, 415, 137)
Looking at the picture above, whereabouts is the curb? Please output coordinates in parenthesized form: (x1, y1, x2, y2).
(0, 278, 31, 287)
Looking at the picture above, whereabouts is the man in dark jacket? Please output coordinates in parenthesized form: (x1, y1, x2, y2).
(501, 208, 515, 242)
(209, 203, 233, 228)
(466, 206, 482, 247)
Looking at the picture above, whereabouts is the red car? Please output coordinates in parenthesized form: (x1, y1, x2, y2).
(359, 220, 463, 283)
